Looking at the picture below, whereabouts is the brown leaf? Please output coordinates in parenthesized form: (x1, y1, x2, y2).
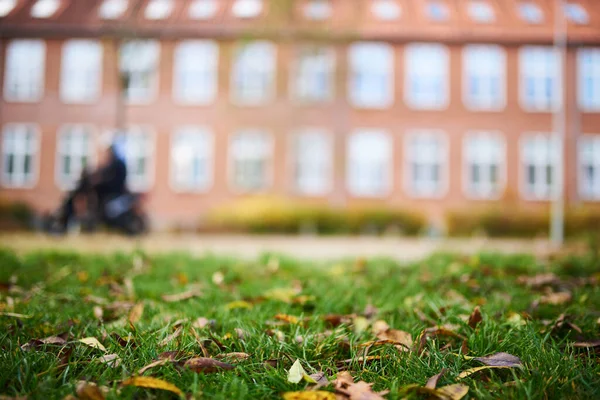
(308, 372, 329, 389)
(274, 314, 301, 325)
(473, 352, 522, 368)
(122, 376, 182, 396)
(76, 381, 105, 400)
(363, 304, 378, 319)
(128, 302, 144, 325)
(468, 306, 482, 329)
(184, 357, 235, 373)
(98, 353, 121, 368)
(21, 335, 67, 350)
(161, 288, 201, 303)
(425, 368, 447, 389)
(371, 320, 390, 335)
(192, 317, 213, 329)
(323, 314, 353, 328)
(376, 328, 413, 351)
(110, 332, 136, 348)
(436, 384, 469, 399)
(540, 291, 572, 305)
(337, 381, 388, 400)
(458, 365, 514, 379)
(572, 340, 600, 348)
(517, 273, 561, 288)
(417, 327, 467, 355)
(552, 314, 582, 334)
(333, 371, 354, 388)
(214, 352, 251, 361)
(158, 327, 182, 347)
(159, 350, 188, 360)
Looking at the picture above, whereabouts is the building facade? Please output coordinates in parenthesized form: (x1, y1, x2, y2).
(1, 0, 599, 229)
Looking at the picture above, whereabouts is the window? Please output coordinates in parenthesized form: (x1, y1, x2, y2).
(405, 43, 449, 110)
(348, 42, 394, 109)
(121, 128, 154, 192)
(189, 0, 217, 19)
(1, 124, 39, 188)
(468, 1, 495, 23)
(119, 40, 160, 103)
(405, 131, 448, 198)
(56, 125, 95, 189)
(372, 0, 401, 20)
(563, 3, 588, 25)
(463, 45, 505, 110)
(291, 46, 335, 103)
(520, 134, 557, 200)
(518, 2, 543, 24)
(145, 0, 173, 20)
(171, 127, 213, 192)
(231, 41, 276, 105)
(291, 130, 333, 195)
(426, 1, 449, 21)
(304, 0, 331, 20)
(229, 130, 272, 191)
(577, 48, 600, 111)
(578, 135, 600, 200)
(4, 40, 45, 102)
(99, 0, 128, 19)
(463, 132, 505, 199)
(232, 0, 262, 18)
(173, 40, 219, 105)
(347, 130, 392, 197)
(519, 46, 559, 112)
(0, 0, 17, 17)
(31, 0, 60, 18)
(60, 40, 103, 103)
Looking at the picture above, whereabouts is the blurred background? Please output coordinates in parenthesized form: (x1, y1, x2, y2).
(0, 0, 599, 242)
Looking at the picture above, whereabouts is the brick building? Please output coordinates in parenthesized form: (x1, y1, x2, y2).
(0, 0, 599, 230)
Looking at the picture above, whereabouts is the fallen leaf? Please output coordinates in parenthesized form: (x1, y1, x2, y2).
(128, 302, 144, 325)
(417, 327, 467, 354)
(473, 352, 522, 367)
(110, 332, 136, 348)
(159, 327, 183, 347)
(376, 328, 413, 351)
(458, 365, 514, 379)
(122, 376, 182, 396)
(193, 317, 213, 329)
(363, 303, 378, 319)
(98, 353, 121, 368)
(76, 381, 105, 400)
(308, 372, 329, 389)
(214, 352, 251, 361)
(274, 314, 301, 325)
(353, 316, 369, 336)
(184, 357, 235, 373)
(161, 288, 201, 303)
(540, 291, 572, 305)
(0, 312, 31, 318)
(288, 359, 310, 384)
(263, 287, 301, 303)
(551, 314, 582, 334)
(517, 273, 560, 288)
(138, 358, 170, 375)
(572, 340, 600, 348)
(76, 271, 89, 283)
(337, 380, 388, 400)
(79, 337, 107, 352)
(282, 391, 336, 400)
(21, 335, 67, 350)
(436, 384, 469, 399)
(468, 306, 482, 329)
(425, 368, 447, 389)
(226, 300, 253, 310)
(371, 320, 390, 335)
(93, 306, 103, 321)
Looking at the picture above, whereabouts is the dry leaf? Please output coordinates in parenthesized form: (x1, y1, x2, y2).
(122, 376, 182, 396)
(425, 368, 447, 389)
(0, 312, 31, 318)
(468, 306, 482, 329)
(128, 302, 144, 325)
(93, 306, 103, 321)
(76, 381, 105, 400)
(308, 372, 329, 389)
(371, 320, 390, 335)
(282, 391, 336, 400)
(274, 314, 301, 325)
(110, 332, 136, 348)
(353, 316, 370, 336)
(193, 317, 213, 329)
(458, 365, 513, 379)
(540, 291, 572, 305)
(138, 358, 170, 375)
(214, 352, 250, 361)
(21, 335, 67, 350)
(184, 357, 235, 373)
(436, 384, 469, 399)
(98, 353, 121, 368)
(226, 300, 253, 310)
(517, 273, 560, 288)
(551, 314, 582, 334)
(161, 288, 201, 303)
(417, 327, 467, 354)
(572, 340, 600, 348)
(376, 328, 413, 351)
(474, 352, 522, 367)
(79, 337, 107, 352)
(288, 359, 310, 384)
(263, 287, 301, 303)
(159, 327, 183, 347)
(336, 381, 388, 400)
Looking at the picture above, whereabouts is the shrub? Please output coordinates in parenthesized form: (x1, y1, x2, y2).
(205, 196, 426, 236)
(0, 200, 34, 231)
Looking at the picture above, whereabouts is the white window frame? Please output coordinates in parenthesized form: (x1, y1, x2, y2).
(3, 39, 46, 103)
(228, 130, 273, 192)
(468, 1, 495, 23)
(563, 2, 589, 25)
(119, 40, 160, 104)
(0, 0, 17, 17)
(348, 42, 394, 109)
(405, 43, 449, 110)
(577, 48, 600, 112)
(288, 128, 333, 196)
(404, 130, 449, 199)
(232, 0, 262, 18)
(371, 0, 401, 20)
(519, 46, 560, 112)
(346, 129, 392, 198)
(230, 41, 276, 106)
(55, 125, 97, 190)
(462, 131, 506, 200)
(188, 0, 218, 19)
(519, 133, 557, 201)
(426, 1, 449, 21)
(1, 124, 40, 189)
(98, 0, 128, 19)
(462, 44, 506, 111)
(577, 134, 600, 201)
(517, 2, 543, 24)
(60, 39, 103, 104)
(290, 45, 335, 104)
(173, 40, 219, 105)
(31, 0, 60, 18)
(121, 127, 156, 192)
(145, 0, 173, 20)
(304, 0, 332, 20)
(170, 127, 214, 193)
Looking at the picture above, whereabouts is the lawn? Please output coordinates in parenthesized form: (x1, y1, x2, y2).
(0, 247, 599, 399)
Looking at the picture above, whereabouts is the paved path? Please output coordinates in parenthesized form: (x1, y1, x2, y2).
(0, 233, 576, 261)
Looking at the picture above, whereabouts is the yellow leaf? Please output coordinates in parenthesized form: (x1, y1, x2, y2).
(122, 376, 183, 396)
(274, 314, 300, 324)
(282, 391, 337, 400)
(288, 359, 309, 384)
(353, 316, 369, 336)
(77, 271, 89, 283)
(458, 365, 512, 379)
(76, 381, 106, 400)
(128, 302, 144, 324)
(226, 300, 253, 310)
(264, 287, 300, 303)
(436, 384, 469, 400)
(79, 337, 107, 352)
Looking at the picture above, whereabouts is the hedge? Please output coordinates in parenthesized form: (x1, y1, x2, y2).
(0, 200, 34, 231)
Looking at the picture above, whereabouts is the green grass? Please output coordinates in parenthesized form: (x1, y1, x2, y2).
(0, 247, 599, 399)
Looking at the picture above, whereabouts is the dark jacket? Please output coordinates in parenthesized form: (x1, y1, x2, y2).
(95, 156, 127, 195)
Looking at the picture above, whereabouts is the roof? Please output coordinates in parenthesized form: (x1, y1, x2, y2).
(0, 0, 598, 45)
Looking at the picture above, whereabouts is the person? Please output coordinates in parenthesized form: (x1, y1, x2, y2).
(54, 139, 128, 232)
